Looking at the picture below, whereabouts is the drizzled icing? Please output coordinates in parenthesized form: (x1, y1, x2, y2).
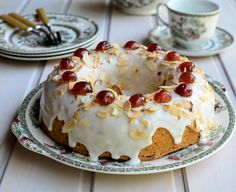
(40, 44, 215, 165)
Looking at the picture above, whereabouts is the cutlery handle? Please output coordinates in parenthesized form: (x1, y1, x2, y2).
(36, 8, 48, 24)
(9, 13, 36, 28)
(0, 15, 29, 30)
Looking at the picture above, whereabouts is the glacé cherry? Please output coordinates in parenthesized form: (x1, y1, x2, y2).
(147, 43, 162, 52)
(96, 41, 111, 51)
(179, 72, 195, 84)
(129, 94, 146, 108)
(175, 83, 192, 97)
(71, 81, 93, 95)
(73, 48, 89, 59)
(177, 61, 195, 72)
(62, 71, 77, 82)
(164, 51, 180, 61)
(124, 41, 140, 50)
(59, 58, 75, 70)
(96, 90, 115, 106)
(154, 90, 172, 103)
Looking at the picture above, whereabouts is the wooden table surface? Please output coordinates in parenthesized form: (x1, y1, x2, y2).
(0, 0, 236, 191)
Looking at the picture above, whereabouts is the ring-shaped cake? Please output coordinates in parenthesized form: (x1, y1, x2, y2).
(40, 41, 216, 164)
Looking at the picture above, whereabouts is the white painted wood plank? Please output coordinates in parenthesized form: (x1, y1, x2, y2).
(0, 0, 28, 14)
(185, 48, 236, 191)
(0, 0, 45, 180)
(22, 0, 69, 14)
(0, 143, 92, 192)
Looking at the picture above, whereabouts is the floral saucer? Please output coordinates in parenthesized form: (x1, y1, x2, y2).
(11, 79, 235, 175)
(149, 26, 234, 57)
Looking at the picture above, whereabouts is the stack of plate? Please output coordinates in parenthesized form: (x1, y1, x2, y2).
(0, 13, 99, 61)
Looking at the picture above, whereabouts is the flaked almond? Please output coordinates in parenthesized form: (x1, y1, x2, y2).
(132, 67, 140, 74)
(141, 119, 151, 128)
(111, 85, 122, 95)
(68, 81, 77, 90)
(54, 89, 64, 97)
(182, 111, 191, 119)
(129, 127, 149, 140)
(117, 66, 129, 74)
(80, 95, 91, 104)
(144, 60, 156, 71)
(83, 103, 95, 111)
(117, 58, 130, 66)
(79, 118, 90, 127)
(62, 118, 77, 133)
(123, 100, 131, 112)
(126, 111, 142, 119)
(96, 110, 109, 119)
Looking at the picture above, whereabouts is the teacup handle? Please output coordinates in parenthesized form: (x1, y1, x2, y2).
(156, 3, 169, 26)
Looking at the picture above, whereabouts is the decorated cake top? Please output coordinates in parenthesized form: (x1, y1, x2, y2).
(40, 41, 215, 164)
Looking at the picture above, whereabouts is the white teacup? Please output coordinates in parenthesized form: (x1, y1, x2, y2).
(156, 0, 220, 49)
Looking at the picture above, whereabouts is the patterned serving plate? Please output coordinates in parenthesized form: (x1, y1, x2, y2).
(149, 26, 234, 57)
(11, 79, 235, 175)
(0, 13, 99, 55)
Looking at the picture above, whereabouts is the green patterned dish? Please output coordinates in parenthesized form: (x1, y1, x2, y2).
(11, 79, 235, 175)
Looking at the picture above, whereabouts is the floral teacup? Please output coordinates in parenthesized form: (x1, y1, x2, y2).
(156, 0, 220, 49)
(114, 0, 162, 15)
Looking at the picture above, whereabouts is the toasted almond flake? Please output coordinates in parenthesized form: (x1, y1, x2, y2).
(144, 60, 156, 71)
(145, 107, 157, 113)
(73, 63, 83, 72)
(68, 81, 76, 90)
(182, 111, 191, 119)
(132, 67, 140, 74)
(83, 52, 92, 67)
(147, 52, 157, 60)
(117, 66, 129, 75)
(123, 101, 131, 112)
(74, 111, 80, 120)
(80, 96, 90, 104)
(96, 110, 110, 119)
(111, 85, 122, 95)
(79, 118, 90, 127)
(54, 89, 64, 97)
(118, 80, 133, 90)
(199, 96, 207, 102)
(158, 85, 178, 89)
(169, 107, 182, 119)
(141, 119, 151, 128)
(163, 105, 171, 112)
(62, 118, 77, 133)
(126, 111, 142, 119)
(117, 58, 130, 66)
(129, 128, 149, 140)
(83, 104, 95, 111)
(52, 74, 61, 82)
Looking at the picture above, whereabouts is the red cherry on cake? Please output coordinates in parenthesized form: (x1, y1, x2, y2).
(129, 94, 146, 108)
(154, 90, 172, 103)
(177, 61, 195, 72)
(124, 41, 140, 50)
(96, 41, 111, 51)
(179, 72, 195, 84)
(62, 71, 77, 82)
(73, 48, 89, 59)
(59, 58, 75, 70)
(96, 90, 115, 106)
(164, 51, 180, 61)
(71, 81, 93, 95)
(175, 83, 192, 97)
(147, 43, 162, 52)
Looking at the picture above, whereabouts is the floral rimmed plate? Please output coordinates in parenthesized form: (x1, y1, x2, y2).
(0, 13, 99, 55)
(11, 79, 235, 175)
(149, 26, 234, 57)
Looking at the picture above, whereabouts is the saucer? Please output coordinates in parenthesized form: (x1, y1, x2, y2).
(149, 26, 234, 57)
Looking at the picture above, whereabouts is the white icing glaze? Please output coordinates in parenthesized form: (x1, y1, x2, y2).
(40, 44, 215, 164)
